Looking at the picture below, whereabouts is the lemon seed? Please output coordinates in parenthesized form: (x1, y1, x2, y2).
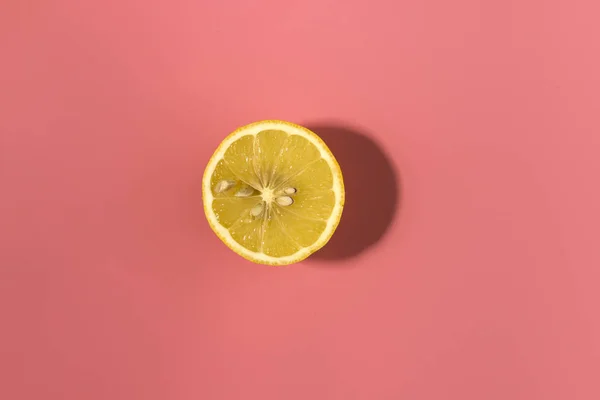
(235, 186, 254, 197)
(276, 196, 294, 206)
(214, 180, 236, 193)
(250, 203, 264, 217)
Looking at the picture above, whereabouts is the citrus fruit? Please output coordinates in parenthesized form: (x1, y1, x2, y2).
(202, 120, 345, 265)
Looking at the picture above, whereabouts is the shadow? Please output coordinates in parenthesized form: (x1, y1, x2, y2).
(305, 124, 400, 261)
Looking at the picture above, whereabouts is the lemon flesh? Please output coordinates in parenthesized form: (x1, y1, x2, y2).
(202, 121, 344, 265)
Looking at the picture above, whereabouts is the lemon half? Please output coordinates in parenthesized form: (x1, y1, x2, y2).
(202, 120, 345, 265)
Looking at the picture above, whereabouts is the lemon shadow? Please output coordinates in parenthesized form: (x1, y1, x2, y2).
(304, 124, 400, 261)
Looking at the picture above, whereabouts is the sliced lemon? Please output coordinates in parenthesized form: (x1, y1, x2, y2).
(202, 120, 345, 265)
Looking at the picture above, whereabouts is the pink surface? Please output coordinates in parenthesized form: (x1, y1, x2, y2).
(1, 1, 600, 399)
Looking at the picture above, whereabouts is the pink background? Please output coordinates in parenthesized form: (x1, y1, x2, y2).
(1, 1, 599, 399)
